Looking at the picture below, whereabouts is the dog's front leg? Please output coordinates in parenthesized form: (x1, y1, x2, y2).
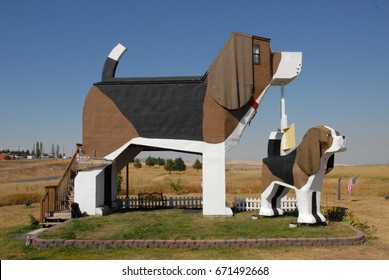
(296, 190, 326, 224)
(202, 143, 233, 216)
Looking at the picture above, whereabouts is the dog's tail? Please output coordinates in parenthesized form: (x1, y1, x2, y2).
(102, 43, 127, 81)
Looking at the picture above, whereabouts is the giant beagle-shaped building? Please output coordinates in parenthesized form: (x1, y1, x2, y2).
(75, 32, 302, 216)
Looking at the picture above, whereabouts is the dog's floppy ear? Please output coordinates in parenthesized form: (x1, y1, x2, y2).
(297, 127, 321, 175)
(207, 33, 253, 110)
(326, 154, 335, 174)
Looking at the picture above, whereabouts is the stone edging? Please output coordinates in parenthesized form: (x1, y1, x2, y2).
(27, 222, 365, 249)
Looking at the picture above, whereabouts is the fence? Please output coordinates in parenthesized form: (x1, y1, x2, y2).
(233, 196, 297, 212)
(117, 195, 296, 212)
(117, 196, 203, 209)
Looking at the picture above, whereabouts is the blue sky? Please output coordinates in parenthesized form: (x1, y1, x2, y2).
(1, 0, 388, 164)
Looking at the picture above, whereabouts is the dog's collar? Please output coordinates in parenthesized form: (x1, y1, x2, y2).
(251, 98, 259, 110)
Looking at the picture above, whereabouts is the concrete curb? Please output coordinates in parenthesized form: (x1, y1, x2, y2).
(27, 222, 365, 249)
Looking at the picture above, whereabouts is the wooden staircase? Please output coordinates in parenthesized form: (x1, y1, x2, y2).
(40, 147, 80, 227)
(40, 178, 76, 227)
(40, 211, 72, 228)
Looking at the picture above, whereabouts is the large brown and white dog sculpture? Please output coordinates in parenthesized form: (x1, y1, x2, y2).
(75, 32, 302, 216)
(259, 126, 347, 223)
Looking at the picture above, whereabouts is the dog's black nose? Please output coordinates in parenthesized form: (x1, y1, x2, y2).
(342, 136, 345, 139)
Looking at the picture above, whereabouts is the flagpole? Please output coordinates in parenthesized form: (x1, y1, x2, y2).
(280, 85, 287, 130)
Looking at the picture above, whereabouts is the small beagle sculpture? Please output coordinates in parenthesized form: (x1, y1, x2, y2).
(259, 126, 347, 224)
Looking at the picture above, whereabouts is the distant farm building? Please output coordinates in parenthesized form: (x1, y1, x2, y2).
(0, 153, 14, 160)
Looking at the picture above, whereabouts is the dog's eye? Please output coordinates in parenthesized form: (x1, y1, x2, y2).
(327, 133, 331, 138)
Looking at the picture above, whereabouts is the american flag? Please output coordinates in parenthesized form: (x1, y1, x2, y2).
(347, 176, 358, 196)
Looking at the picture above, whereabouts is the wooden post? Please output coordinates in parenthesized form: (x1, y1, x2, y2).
(54, 186, 58, 211)
(125, 164, 129, 208)
(338, 177, 342, 200)
(45, 190, 50, 215)
(40, 194, 45, 223)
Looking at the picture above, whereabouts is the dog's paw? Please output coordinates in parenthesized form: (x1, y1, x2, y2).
(297, 213, 326, 224)
(259, 207, 283, 217)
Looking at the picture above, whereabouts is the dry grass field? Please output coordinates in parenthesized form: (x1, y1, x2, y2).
(0, 158, 389, 259)
(0, 159, 70, 206)
(119, 160, 262, 196)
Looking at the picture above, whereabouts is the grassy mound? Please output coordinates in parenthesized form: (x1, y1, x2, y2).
(40, 209, 354, 240)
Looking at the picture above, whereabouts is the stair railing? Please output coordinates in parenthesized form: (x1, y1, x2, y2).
(40, 147, 80, 223)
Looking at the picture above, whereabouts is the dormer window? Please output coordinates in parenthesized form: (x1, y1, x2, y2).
(253, 44, 261, 64)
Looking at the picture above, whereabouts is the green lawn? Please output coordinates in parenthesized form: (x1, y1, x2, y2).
(40, 209, 353, 240)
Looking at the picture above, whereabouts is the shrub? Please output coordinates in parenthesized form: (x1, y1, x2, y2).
(322, 206, 347, 222)
(169, 179, 184, 194)
(145, 156, 157, 167)
(24, 199, 33, 207)
(156, 157, 165, 166)
(117, 172, 123, 193)
(341, 210, 374, 234)
(164, 159, 175, 174)
(342, 210, 360, 227)
(133, 159, 142, 169)
(323, 206, 373, 234)
(29, 215, 39, 229)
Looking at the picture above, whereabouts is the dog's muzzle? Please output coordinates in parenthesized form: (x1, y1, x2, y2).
(328, 135, 347, 153)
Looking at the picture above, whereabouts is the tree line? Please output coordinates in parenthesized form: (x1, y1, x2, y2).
(133, 156, 202, 174)
(31, 141, 65, 158)
(0, 149, 31, 158)
(1, 142, 66, 159)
